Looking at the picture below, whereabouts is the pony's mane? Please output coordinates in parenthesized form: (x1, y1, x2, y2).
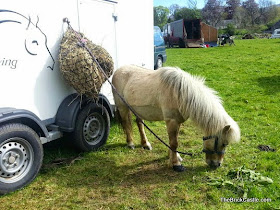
(158, 67, 239, 143)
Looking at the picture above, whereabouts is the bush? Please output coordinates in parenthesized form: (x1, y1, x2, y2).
(249, 25, 268, 33)
(235, 29, 249, 35)
(224, 23, 236, 36)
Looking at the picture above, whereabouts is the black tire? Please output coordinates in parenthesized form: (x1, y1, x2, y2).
(0, 123, 43, 195)
(154, 56, 163, 70)
(73, 104, 110, 152)
(179, 38, 186, 48)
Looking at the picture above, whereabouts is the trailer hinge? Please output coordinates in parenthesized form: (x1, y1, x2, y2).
(112, 13, 118, 21)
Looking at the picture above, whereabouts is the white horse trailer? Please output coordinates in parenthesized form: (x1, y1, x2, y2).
(0, 0, 153, 194)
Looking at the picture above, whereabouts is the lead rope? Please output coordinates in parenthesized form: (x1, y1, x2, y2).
(63, 18, 202, 157)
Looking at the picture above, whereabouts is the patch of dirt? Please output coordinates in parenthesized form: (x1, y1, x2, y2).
(42, 156, 83, 170)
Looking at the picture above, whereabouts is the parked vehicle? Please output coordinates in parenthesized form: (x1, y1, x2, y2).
(163, 19, 218, 48)
(154, 26, 167, 69)
(271, 29, 280, 38)
(0, 0, 153, 194)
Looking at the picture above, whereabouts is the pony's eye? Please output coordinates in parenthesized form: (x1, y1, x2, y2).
(32, 40, 39, 45)
(222, 144, 228, 147)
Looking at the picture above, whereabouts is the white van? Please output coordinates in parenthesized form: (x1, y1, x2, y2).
(271, 29, 280, 38)
(0, 0, 153, 194)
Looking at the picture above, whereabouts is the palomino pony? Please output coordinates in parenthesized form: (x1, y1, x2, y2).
(112, 65, 240, 172)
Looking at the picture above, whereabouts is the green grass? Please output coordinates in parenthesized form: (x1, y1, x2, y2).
(1, 39, 280, 209)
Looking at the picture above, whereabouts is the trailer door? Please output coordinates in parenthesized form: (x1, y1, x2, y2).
(78, 0, 117, 104)
(78, 0, 117, 68)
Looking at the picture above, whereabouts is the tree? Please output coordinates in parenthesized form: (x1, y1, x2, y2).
(154, 6, 169, 29)
(168, 4, 180, 22)
(188, 0, 198, 9)
(233, 6, 250, 28)
(224, 23, 236, 35)
(225, 0, 241, 19)
(169, 4, 180, 17)
(174, 7, 202, 20)
(266, 6, 280, 29)
(242, 0, 259, 25)
(187, 0, 202, 20)
(202, 0, 224, 27)
(258, 0, 279, 24)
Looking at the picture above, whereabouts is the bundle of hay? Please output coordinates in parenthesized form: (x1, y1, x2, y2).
(59, 29, 114, 99)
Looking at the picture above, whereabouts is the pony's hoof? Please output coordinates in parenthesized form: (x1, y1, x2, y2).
(173, 165, 186, 172)
(143, 145, 152, 150)
(127, 144, 135, 150)
(142, 142, 152, 150)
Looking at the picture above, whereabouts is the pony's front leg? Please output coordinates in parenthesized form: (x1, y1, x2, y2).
(136, 118, 152, 150)
(166, 119, 185, 172)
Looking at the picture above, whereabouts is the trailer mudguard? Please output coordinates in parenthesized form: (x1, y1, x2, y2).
(0, 108, 49, 138)
(55, 93, 114, 132)
(98, 94, 114, 118)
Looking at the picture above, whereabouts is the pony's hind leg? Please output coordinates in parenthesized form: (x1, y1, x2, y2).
(166, 119, 185, 172)
(136, 118, 152, 150)
(118, 107, 135, 149)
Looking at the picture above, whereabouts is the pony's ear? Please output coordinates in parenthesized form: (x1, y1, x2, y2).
(222, 124, 240, 144)
(223, 125, 231, 134)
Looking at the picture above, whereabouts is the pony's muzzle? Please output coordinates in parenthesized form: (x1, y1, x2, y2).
(207, 160, 222, 168)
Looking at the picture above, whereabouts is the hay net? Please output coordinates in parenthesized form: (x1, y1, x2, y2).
(59, 28, 114, 100)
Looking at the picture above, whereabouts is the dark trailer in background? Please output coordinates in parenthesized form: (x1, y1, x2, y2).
(163, 19, 218, 48)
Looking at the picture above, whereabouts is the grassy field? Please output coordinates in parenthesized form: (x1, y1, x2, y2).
(1, 39, 279, 209)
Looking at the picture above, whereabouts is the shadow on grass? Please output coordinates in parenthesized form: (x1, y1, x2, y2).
(257, 75, 280, 94)
(40, 139, 210, 190)
(57, 155, 208, 189)
(102, 142, 128, 150)
(42, 137, 79, 159)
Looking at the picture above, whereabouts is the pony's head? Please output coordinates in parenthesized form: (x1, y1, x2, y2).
(203, 122, 240, 168)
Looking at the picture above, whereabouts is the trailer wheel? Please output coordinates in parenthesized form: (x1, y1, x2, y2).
(179, 38, 186, 48)
(155, 56, 163, 69)
(73, 104, 110, 152)
(0, 123, 43, 195)
(166, 41, 171, 48)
